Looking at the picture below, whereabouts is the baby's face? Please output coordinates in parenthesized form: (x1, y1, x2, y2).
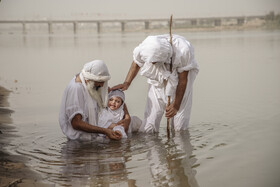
(108, 96, 123, 110)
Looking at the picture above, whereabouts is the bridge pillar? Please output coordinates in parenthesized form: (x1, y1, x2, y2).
(237, 18, 245, 25)
(214, 19, 221, 26)
(22, 22, 27, 34)
(145, 21, 150, 30)
(97, 22, 101, 33)
(121, 22, 126, 32)
(73, 22, 78, 34)
(191, 19, 197, 26)
(48, 22, 53, 34)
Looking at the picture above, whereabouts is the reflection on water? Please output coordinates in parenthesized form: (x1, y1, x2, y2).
(14, 129, 199, 186)
(59, 139, 132, 186)
(147, 131, 198, 187)
(58, 131, 198, 187)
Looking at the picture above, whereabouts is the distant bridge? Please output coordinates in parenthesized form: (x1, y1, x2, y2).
(0, 16, 265, 34)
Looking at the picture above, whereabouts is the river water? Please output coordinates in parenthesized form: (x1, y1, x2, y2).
(0, 29, 280, 187)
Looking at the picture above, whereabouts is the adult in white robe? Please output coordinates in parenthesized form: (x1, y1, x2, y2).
(59, 60, 129, 140)
(112, 35, 199, 133)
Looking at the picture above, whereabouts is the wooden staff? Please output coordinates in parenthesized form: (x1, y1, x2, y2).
(167, 15, 173, 138)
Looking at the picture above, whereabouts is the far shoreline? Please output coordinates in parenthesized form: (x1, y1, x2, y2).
(0, 14, 279, 35)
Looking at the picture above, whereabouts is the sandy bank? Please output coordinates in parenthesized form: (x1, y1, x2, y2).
(0, 86, 54, 187)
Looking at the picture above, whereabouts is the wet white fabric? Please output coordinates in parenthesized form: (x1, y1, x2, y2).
(59, 77, 98, 140)
(98, 109, 142, 138)
(134, 34, 199, 132)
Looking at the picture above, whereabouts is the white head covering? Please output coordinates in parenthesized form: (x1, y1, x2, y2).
(81, 60, 111, 82)
(80, 60, 111, 108)
(139, 35, 173, 64)
(108, 89, 125, 104)
(135, 36, 173, 82)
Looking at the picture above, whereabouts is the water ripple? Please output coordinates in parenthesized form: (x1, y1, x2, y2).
(12, 128, 200, 186)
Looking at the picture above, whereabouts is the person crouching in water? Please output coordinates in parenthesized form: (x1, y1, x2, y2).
(98, 89, 142, 138)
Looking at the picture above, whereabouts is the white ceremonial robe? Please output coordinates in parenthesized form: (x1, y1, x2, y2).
(134, 35, 199, 133)
(59, 77, 99, 140)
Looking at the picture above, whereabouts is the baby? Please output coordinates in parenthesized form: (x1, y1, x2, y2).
(98, 89, 141, 138)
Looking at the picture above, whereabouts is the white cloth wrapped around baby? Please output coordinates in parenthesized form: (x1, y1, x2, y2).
(98, 89, 142, 138)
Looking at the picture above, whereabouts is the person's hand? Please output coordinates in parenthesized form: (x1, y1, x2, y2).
(105, 129, 122, 140)
(114, 130, 123, 139)
(111, 82, 130, 91)
(165, 102, 179, 118)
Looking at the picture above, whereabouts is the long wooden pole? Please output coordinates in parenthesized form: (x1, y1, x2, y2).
(167, 15, 173, 138)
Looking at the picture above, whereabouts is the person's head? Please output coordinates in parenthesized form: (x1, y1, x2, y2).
(107, 89, 125, 111)
(138, 35, 173, 64)
(81, 60, 111, 108)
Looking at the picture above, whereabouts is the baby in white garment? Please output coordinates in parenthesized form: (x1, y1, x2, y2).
(98, 89, 141, 138)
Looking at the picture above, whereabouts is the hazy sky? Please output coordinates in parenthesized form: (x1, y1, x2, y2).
(0, 0, 280, 20)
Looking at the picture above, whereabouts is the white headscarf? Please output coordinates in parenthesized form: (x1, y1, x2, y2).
(79, 60, 111, 125)
(81, 60, 111, 82)
(139, 35, 173, 64)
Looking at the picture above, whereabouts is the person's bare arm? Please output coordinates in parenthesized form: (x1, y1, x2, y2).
(111, 61, 140, 91)
(117, 104, 131, 132)
(165, 71, 188, 118)
(108, 123, 118, 129)
(71, 114, 121, 140)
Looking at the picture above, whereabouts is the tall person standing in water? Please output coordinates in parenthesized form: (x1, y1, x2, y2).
(112, 34, 199, 133)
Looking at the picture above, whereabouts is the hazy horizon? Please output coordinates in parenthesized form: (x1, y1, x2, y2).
(0, 0, 280, 20)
